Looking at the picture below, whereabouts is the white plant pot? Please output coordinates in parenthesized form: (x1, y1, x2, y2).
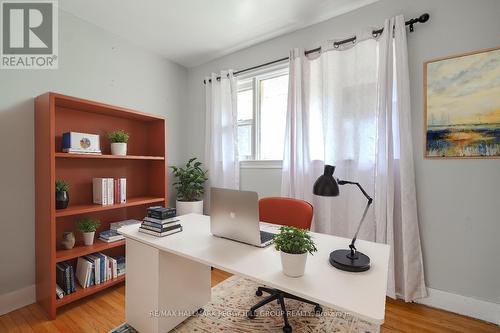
(280, 251, 308, 277)
(111, 142, 127, 156)
(176, 200, 203, 216)
(82, 231, 95, 246)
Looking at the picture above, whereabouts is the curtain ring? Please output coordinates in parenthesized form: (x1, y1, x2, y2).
(334, 43, 339, 49)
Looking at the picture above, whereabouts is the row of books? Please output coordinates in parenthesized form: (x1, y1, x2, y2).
(55, 253, 126, 299)
(76, 253, 125, 289)
(139, 206, 182, 237)
(93, 177, 126, 205)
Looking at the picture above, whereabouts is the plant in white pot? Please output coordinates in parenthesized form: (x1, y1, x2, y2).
(170, 157, 208, 216)
(274, 226, 317, 277)
(77, 218, 101, 246)
(108, 130, 129, 156)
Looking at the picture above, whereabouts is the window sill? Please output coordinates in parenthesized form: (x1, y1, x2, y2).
(239, 160, 282, 169)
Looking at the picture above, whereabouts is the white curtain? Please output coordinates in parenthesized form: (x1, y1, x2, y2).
(282, 16, 426, 301)
(204, 70, 239, 191)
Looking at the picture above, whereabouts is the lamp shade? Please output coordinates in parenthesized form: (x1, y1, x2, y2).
(313, 165, 339, 197)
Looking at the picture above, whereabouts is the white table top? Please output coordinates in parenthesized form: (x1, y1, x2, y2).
(118, 214, 390, 324)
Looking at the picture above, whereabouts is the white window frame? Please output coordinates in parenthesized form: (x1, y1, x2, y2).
(237, 63, 289, 168)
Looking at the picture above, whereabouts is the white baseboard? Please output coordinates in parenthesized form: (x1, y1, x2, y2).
(416, 288, 500, 325)
(0, 284, 36, 316)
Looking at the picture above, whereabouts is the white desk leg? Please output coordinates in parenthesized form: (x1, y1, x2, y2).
(126, 238, 211, 333)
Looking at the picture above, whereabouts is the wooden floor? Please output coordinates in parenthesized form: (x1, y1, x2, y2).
(1, 269, 498, 333)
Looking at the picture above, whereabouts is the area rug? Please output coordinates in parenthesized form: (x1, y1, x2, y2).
(110, 276, 379, 333)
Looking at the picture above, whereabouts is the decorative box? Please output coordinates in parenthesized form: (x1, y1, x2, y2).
(62, 131, 101, 154)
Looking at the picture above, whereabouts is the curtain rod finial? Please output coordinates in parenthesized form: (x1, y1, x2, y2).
(419, 13, 430, 23)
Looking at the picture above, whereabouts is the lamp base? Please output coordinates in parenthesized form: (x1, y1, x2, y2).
(329, 249, 370, 272)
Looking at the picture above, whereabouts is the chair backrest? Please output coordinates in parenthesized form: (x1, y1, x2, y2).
(259, 197, 313, 230)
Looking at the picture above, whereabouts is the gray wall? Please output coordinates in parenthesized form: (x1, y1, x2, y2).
(185, 0, 500, 303)
(0, 10, 187, 295)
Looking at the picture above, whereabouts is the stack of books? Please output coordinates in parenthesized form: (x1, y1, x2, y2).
(99, 230, 125, 243)
(139, 206, 182, 237)
(62, 132, 102, 155)
(56, 262, 75, 296)
(92, 177, 126, 205)
(75, 252, 123, 288)
(110, 219, 141, 231)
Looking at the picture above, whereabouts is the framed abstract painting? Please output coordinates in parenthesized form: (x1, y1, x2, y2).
(424, 47, 500, 158)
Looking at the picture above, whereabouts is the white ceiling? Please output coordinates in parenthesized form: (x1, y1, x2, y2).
(60, 0, 377, 68)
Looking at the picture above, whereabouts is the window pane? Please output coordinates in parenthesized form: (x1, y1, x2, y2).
(238, 124, 252, 159)
(237, 89, 253, 121)
(259, 74, 288, 160)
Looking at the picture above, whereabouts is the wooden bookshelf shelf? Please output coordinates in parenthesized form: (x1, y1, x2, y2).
(55, 196, 165, 217)
(35, 92, 167, 318)
(55, 152, 165, 160)
(55, 274, 125, 308)
(56, 239, 125, 262)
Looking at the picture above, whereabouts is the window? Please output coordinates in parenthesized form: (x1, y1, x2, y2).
(236, 65, 289, 162)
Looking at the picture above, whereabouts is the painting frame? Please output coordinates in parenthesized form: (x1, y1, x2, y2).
(423, 46, 500, 159)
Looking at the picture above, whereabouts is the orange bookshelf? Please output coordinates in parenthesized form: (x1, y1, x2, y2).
(35, 92, 167, 318)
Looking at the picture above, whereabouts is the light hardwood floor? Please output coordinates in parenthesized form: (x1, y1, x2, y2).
(1, 269, 498, 333)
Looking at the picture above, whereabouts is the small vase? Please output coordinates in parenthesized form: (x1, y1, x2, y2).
(61, 232, 75, 249)
(82, 231, 95, 246)
(176, 200, 203, 216)
(280, 251, 308, 277)
(111, 142, 127, 156)
(56, 191, 69, 209)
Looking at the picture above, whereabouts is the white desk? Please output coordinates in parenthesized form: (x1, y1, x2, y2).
(118, 214, 390, 333)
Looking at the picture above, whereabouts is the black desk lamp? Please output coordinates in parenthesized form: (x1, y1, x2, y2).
(313, 165, 373, 272)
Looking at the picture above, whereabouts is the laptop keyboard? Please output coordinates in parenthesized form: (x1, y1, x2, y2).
(260, 230, 275, 243)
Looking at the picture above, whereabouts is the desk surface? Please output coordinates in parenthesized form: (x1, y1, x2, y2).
(119, 214, 390, 324)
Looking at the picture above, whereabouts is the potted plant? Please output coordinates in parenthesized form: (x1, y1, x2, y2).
(77, 218, 101, 246)
(55, 180, 70, 209)
(170, 157, 208, 215)
(107, 130, 129, 156)
(274, 226, 317, 277)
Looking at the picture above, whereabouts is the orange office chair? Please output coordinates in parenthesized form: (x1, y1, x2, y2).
(247, 197, 322, 333)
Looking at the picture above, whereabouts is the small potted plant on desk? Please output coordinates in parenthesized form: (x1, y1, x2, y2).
(108, 130, 129, 156)
(274, 226, 317, 277)
(55, 180, 70, 209)
(170, 157, 208, 216)
(77, 218, 101, 246)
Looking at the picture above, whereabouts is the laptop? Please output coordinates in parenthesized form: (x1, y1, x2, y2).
(210, 187, 275, 247)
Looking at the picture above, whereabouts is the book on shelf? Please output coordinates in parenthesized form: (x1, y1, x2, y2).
(62, 132, 101, 154)
(93, 178, 110, 205)
(110, 219, 140, 231)
(55, 284, 64, 299)
(93, 178, 127, 205)
(99, 230, 125, 242)
(56, 262, 75, 295)
(139, 224, 183, 237)
(116, 256, 125, 276)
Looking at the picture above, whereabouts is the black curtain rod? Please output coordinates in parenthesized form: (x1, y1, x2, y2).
(204, 13, 429, 84)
